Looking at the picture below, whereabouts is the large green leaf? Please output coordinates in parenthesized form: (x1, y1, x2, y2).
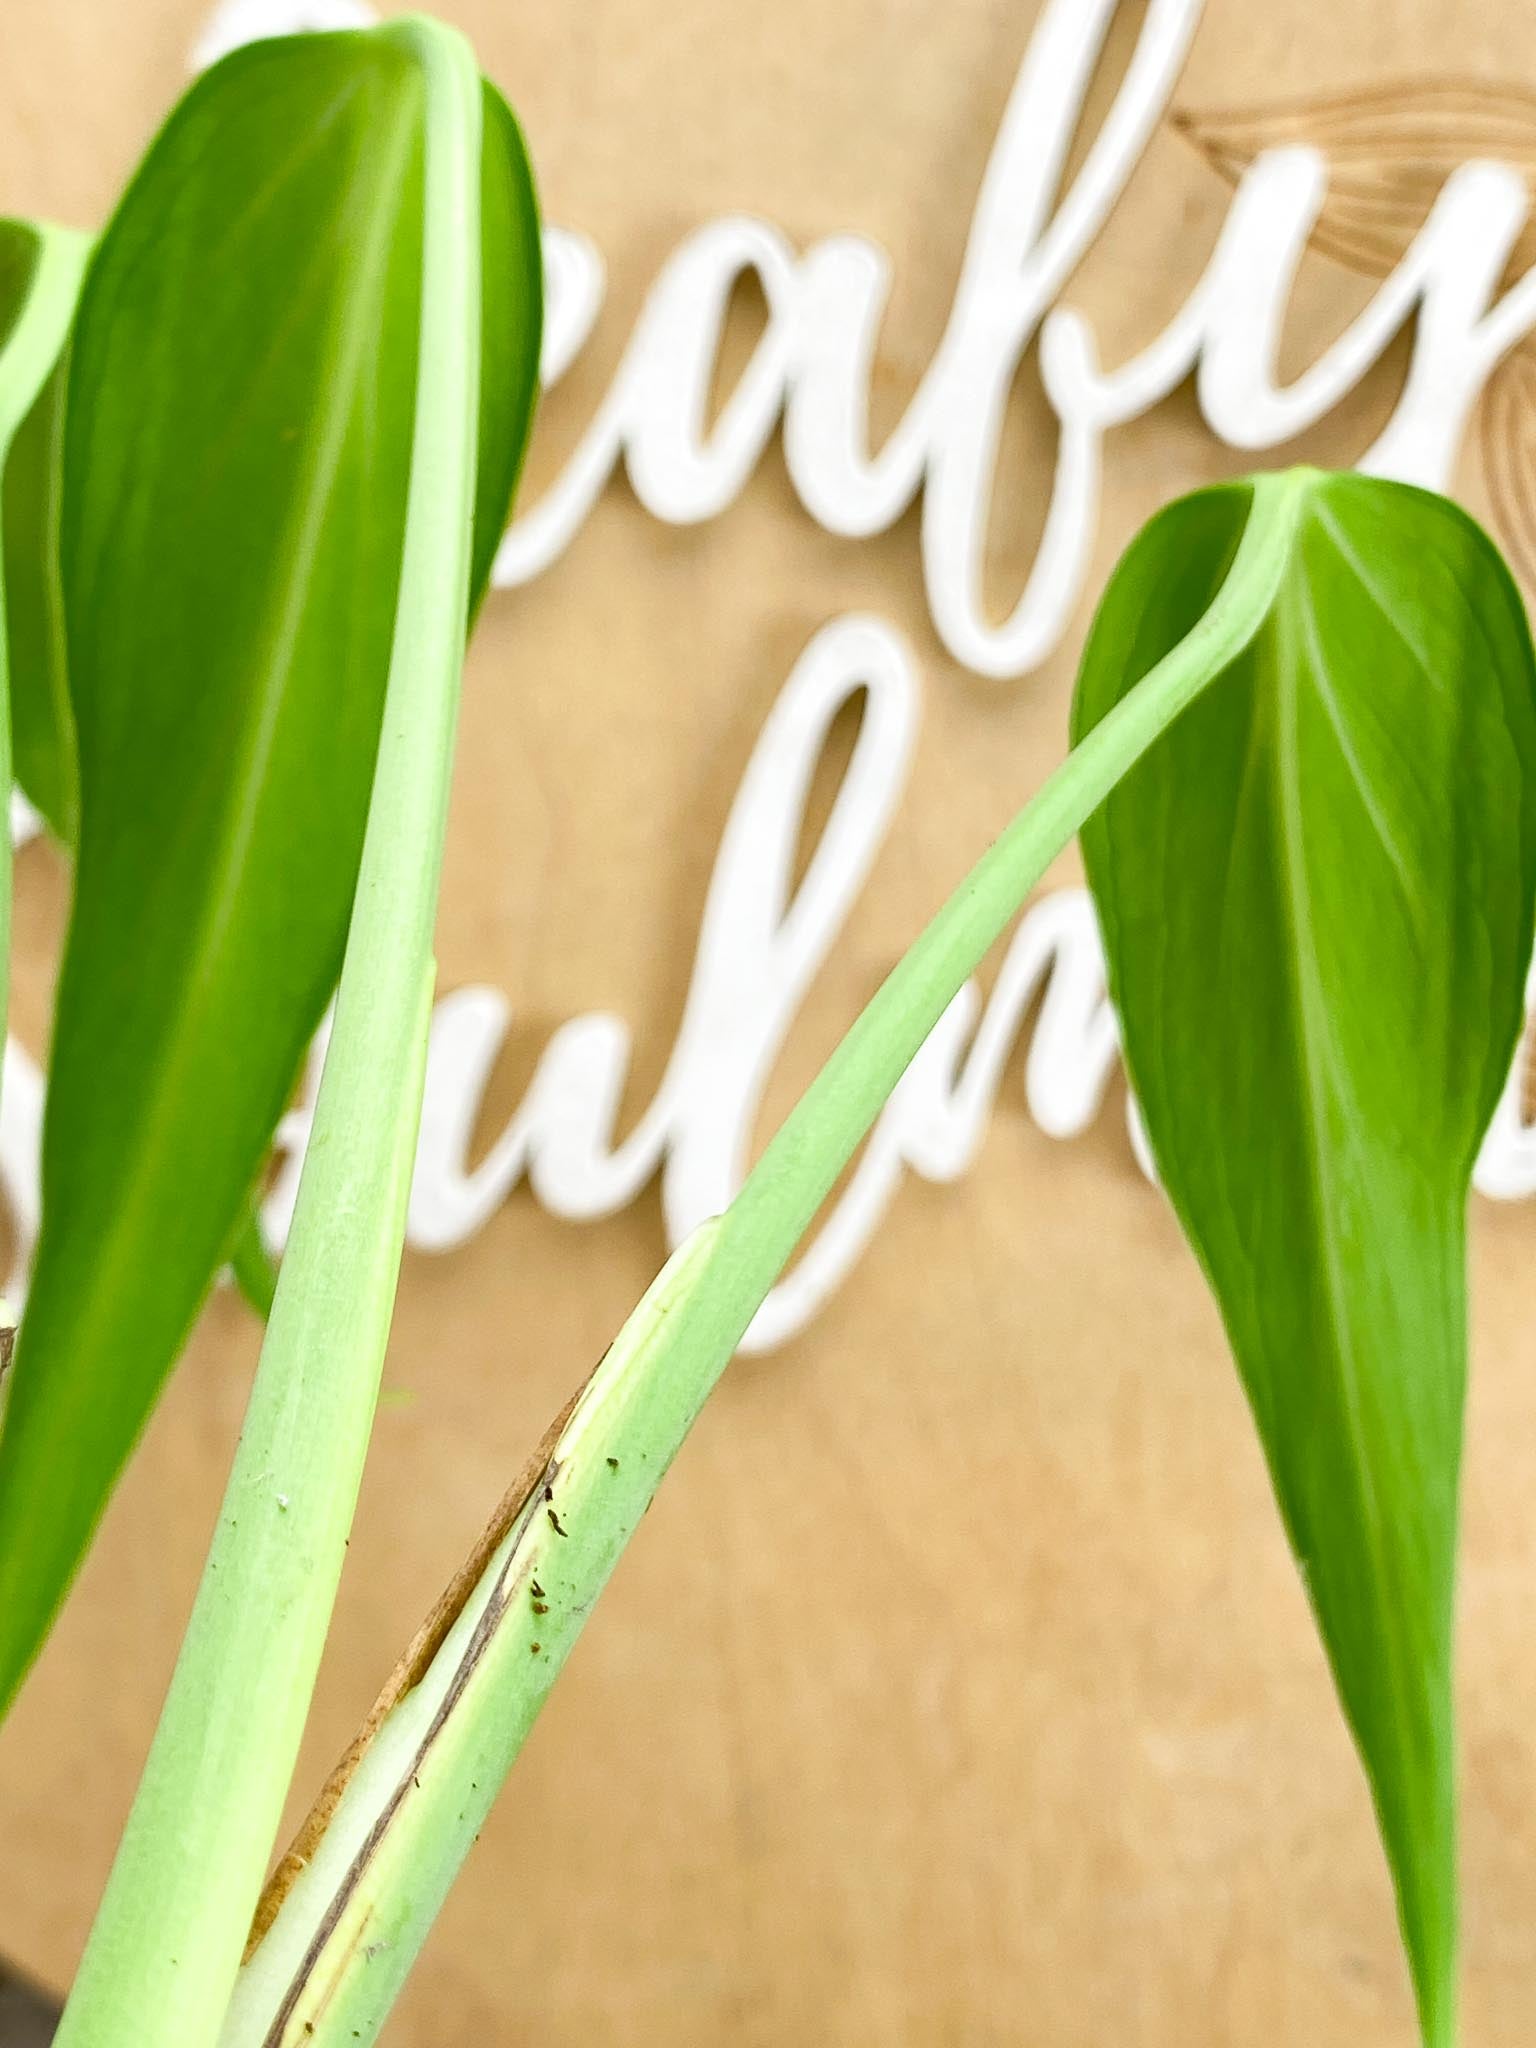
(1072, 472, 1536, 2048)
(53, 24, 538, 2041)
(0, 29, 540, 1719)
(0, 79, 534, 855)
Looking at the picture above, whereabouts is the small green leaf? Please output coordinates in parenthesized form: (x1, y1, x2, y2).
(471, 78, 541, 607)
(0, 28, 538, 1720)
(1072, 472, 1536, 2047)
(0, 219, 87, 881)
(3, 317, 78, 844)
(0, 225, 34, 355)
(227, 1197, 278, 1321)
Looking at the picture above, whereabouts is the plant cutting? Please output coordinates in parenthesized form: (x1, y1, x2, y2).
(0, 14, 1530, 2048)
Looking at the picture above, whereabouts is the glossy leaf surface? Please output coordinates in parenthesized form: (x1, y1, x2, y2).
(0, 29, 539, 1719)
(1072, 473, 1536, 2048)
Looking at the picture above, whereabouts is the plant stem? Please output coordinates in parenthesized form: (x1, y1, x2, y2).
(231, 470, 1310, 2047)
(51, 23, 484, 2046)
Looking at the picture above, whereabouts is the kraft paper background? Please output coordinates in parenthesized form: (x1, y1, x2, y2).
(0, 2, 1533, 2042)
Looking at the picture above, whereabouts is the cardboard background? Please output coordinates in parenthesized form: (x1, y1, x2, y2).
(0, 1, 1534, 2040)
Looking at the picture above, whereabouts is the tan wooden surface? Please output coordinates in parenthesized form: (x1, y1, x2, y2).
(1, 2, 1534, 2042)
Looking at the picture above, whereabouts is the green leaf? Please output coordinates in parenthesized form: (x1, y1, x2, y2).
(471, 79, 541, 607)
(52, 18, 540, 2047)
(228, 1197, 278, 1320)
(0, 219, 87, 923)
(0, 225, 34, 355)
(1071, 472, 1536, 2048)
(3, 279, 80, 845)
(0, 27, 539, 1721)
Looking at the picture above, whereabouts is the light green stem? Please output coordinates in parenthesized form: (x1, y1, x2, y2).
(53, 22, 483, 2047)
(231, 470, 1310, 2047)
